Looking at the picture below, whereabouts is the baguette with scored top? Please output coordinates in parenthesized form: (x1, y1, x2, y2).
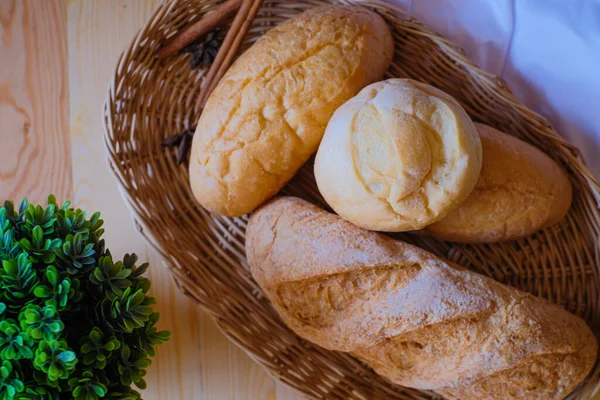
(246, 196, 597, 400)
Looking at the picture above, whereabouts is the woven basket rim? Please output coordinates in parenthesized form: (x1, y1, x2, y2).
(102, 1, 600, 399)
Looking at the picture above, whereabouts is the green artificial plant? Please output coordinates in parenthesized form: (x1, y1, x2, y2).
(0, 196, 170, 399)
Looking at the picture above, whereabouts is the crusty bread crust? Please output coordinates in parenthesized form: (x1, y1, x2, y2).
(189, 5, 393, 216)
(246, 197, 596, 400)
(424, 123, 572, 243)
(314, 79, 482, 232)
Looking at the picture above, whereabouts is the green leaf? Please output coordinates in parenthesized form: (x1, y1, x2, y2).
(47, 195, 57, 207)
(55, 232, 96, 275)
(33, 339, 77, 382)
(68, 370, 108, 400)
(79, 327, 121, 369)
(19, 304, 64, 342)
(0, 320, 34, 360)
(33, 265, 81, 312)
(14, 384, 60, 400)
(0, 253, 38, 310)
(18, 239, 32, 252)
(0, 197, 170, 395)
(18, 199, 28, 215)
(32, 226, 43, 247)
(0, 360, 25, 398)
(105, 384, 141, 400)
(115, 344, 150, 389)
(121, 344, 131, 361)
(57, 350, 76, 363)
(100, 287, 154, 333)
(22, 202, 55, 237)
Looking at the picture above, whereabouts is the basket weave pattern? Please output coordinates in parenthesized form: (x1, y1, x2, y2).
(103, 1, 600, 398)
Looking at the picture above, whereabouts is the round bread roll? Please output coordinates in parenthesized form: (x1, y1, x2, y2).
(423, 123, 573, 243)
(189, 5, 394, 217)
(314, 78, 482, 232)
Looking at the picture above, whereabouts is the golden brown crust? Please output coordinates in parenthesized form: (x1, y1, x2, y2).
(314, 79, 482, 232)
(424, 123, 573, 243)
(189, 5, 393, 216)
(246, 197, 597, 399)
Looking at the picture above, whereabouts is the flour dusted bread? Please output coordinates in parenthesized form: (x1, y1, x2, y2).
(424, 123, 573, 242)
(189, 5, 393, 216)
(314, 79, 482, 231)
(246, 197, 597, 400)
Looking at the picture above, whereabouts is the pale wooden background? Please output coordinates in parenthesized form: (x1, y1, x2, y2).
(2, 1, 599, 400)
(0, 0, 300, 398)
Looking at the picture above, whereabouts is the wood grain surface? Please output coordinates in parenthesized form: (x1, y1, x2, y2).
(0, 0, 300, 399)
(0, 0, 71, 204)
(2, 1, 597, 400)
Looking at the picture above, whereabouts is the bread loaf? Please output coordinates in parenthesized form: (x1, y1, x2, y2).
(423, 123, 573, 242)
(314, 79, 482, 231)
(189, 5, 394, 216)
(246, 197, 597, 400)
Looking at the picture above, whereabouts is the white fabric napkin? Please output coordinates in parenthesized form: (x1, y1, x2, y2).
(388, 0, 600, 178)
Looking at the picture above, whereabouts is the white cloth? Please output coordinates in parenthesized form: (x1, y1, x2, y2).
(387, 0, 600, 178)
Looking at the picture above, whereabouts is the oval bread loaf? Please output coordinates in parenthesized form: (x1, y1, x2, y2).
(189, 5, 394, 216)
(424, 123, 572, 242)
(314, 79, 482, 232)
(246, 197, 597, 400)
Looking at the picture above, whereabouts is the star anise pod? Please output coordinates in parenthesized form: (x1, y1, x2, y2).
(162, 128, 196, 165)
(182, 29, 222, 70)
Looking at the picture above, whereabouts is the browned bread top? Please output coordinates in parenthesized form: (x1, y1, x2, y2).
(189, 5, 393, 216)
(246, 197, 596, 399)
(314, 79, 482, 232)
(424, 123, 572, 243)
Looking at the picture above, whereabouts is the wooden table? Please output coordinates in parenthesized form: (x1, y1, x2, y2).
(0, 0, 300, 398)
(2, 1, 599, 400)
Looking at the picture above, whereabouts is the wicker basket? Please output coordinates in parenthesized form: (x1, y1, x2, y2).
(103, 0, 600, 398)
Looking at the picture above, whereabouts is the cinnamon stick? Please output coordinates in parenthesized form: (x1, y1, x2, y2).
(195, 0, 264, 112)
(157, 0, 243, 59)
